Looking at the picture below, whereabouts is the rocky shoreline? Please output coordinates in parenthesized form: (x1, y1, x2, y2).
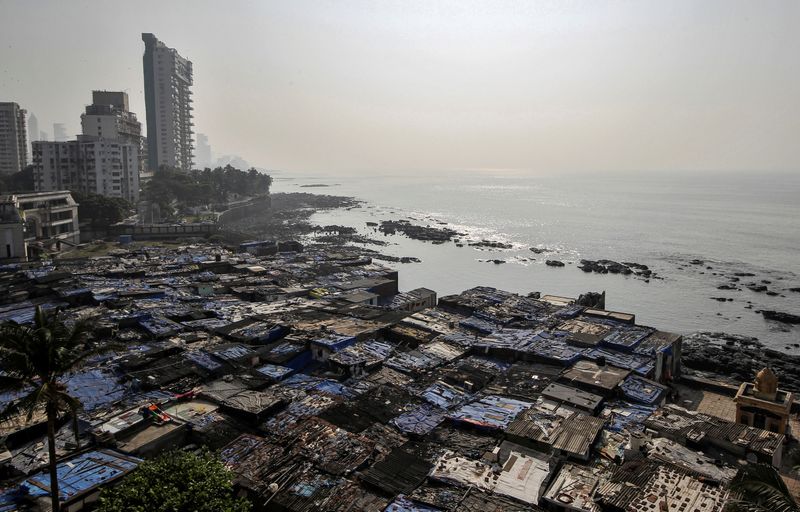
(226, 191, 799, 342)
(682, 332, 800, 393)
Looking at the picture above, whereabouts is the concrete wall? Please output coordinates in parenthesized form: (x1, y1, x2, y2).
(217, 195, 271, 226)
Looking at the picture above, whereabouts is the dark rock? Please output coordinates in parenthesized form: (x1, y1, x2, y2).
(734, 272, 756, 277)
(747, 284, 768, 293)
(576, 291, 605, 309)
(545, 260, 565, 267)
(577, 259, 654, 280)
(717, 284, 739, 290)
(379, 219, 462, 243)
(761, 311, 800, 324)
(683, 332, 800, 393)
(689, 259, 704, 265)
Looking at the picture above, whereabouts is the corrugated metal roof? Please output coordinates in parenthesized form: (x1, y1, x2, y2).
(360, 448, 432, 496)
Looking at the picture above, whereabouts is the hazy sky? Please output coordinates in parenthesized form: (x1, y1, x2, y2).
(1, 0, 798, 173)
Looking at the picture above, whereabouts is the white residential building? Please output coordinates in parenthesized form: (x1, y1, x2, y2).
(81, 91, 145, 176)
(0, 191, 81, 261)
(142, 33, 194, 172)
(33, 136, 140, 202)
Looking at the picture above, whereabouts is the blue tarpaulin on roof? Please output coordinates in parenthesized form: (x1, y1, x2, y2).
(138, 315, 182, 337)
(185, 350, 223, 371)
(449, 395, 532, 430)
(21, 450, 141, 502)
(312, 379, 359, 398)
(255, 363, 294, 381)
(602, 325, 653, 352)
(392, 404, 446, 435)
(459, 316, 497, 334)
(279, 373, 322, 391)
(65, 369, 127, 412)
(601, 400, 657, 432)
(421, 381, 472, 410)
(585, 347, 654, 376)
(620, 374, 667, 405)
(211, 344, 256, 361)
(310, 334, 356, 351)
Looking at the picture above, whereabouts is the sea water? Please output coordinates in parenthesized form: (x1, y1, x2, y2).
(272, 169, 800, 352)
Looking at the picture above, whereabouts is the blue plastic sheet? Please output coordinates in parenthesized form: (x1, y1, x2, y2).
(392, 404, 446, 435)
(601, 400, 657, 432)
(449, 395, 532, 430)
(255, 364, 294, 381)
(65, 369, 127, 412)
(620, 374, 666, 405)
(21, 450, 141, 502)
(421, 381, 472, 410)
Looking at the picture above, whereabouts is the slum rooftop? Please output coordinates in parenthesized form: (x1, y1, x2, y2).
(0, 241, 790, 511)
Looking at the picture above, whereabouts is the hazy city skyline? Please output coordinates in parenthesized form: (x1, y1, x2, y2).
(1, 0, 798, 173)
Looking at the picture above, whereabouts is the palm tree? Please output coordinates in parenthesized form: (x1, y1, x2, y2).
(0, 307, 97, 512)
(727, 463, 800, 512)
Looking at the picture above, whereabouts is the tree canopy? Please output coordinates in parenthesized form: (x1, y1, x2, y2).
(71, 191, 132, 228)
(96, 450, 251, 512)
(726, 463, 800, 512)
(146, 165, 272, 210)
(0, 165, 35, 193)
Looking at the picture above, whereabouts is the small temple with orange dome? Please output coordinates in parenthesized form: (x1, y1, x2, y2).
(734, 367, 794, 435)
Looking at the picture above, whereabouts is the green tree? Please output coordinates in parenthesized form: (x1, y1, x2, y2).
(0, 165, 35, 192)
(145, 165, 272, 211)
(727, 464, 800, 512)
(0, 307, 96, 512)
(96, 450, 251, 512)
(72, 192, 132, 228)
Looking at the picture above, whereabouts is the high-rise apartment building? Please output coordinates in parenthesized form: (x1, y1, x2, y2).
(33, 136, 140, 202)
(27, 112, 39, 153)
(0, 102, 29, 175)
(81, 91, 145, 173)
(142, 33, 194, 172)
(195, 133, 211, 169)
(53, 123, 68, 142)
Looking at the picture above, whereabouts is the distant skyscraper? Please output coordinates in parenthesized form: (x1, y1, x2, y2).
(27, 112, 39, 151)
(141, 33, 194, 172)
(53, 123, 68, 142)
(195, 133, 211, 168)
(0, 102, 28, 175)
(81, 90, 145, 174)
(39, 130, 49, 142)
